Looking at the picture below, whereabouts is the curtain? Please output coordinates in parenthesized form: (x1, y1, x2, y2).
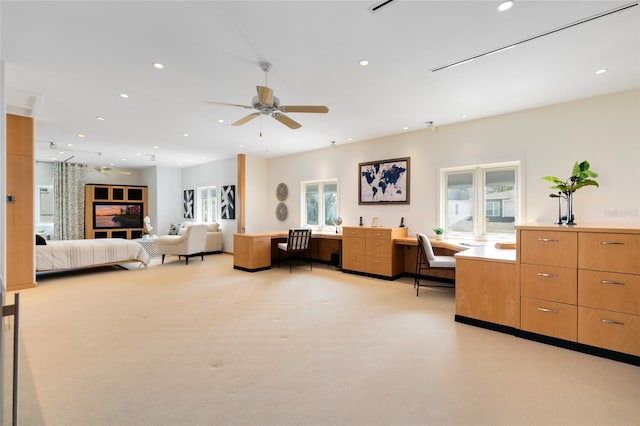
(53, 162, 87, 240)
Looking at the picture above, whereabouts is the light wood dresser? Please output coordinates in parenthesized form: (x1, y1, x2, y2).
(342, 226, 407, 279)
(517, 224, 640, 363)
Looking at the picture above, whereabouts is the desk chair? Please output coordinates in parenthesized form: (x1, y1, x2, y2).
(277, 228, 312, 273)
(415, 232, 456, 296)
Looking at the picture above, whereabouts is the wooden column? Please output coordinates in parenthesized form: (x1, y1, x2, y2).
(6, 114, 35, 290)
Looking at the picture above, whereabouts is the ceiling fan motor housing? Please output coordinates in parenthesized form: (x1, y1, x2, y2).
(252, 95, 281, 115)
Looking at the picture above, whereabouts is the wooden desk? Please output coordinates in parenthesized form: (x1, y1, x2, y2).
(234, 232, 341, 272)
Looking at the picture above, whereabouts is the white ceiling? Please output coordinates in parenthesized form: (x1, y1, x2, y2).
(2, 0, 639, 169)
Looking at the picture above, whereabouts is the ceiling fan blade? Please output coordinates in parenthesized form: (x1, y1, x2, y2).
(232, 112, 260, 126)
(279, 105, 329, 113)
(113, 170, 132, 176)
(201, 100, 252, 109)
(256, 86, 273, 106)
(272, 112, 301, 129)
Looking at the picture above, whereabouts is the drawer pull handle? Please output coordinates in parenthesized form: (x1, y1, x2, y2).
(600, 241, 624, 245)
(601, 280, 625, 286)
(537, 273, 558, 278)
(537, 307, 558, 314)
(537, 238, 558, 242)
(601, 319, 625, 325)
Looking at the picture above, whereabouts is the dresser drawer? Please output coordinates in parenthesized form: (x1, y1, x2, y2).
(365, 256, 392, 276)
(366, 228, 392, 240)
(578, 307, 640, 356)
(578, 232, 640, 274)
(521, 297, 577, 341)
(578, 270, 640, 315)
(342, 227, 366, 238)
(342, 237, 365, 257)
(365, 238, 392, 257)
(342, 254, 365, 272)
(521, 264, 577, 304)
(520, 230, 577, 268)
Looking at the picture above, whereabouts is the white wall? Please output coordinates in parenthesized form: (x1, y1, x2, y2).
(181, 156, 237, 251)
(155, 166, 182, 238)
(265, 90, 640, 237)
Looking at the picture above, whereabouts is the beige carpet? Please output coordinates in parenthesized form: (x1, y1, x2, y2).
(3, 254, 639, 426)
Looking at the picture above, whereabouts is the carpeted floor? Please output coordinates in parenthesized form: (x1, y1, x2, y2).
(3, 254, 639, 426)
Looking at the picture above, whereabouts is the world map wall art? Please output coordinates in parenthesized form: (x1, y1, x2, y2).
(359, 157, 410, 204)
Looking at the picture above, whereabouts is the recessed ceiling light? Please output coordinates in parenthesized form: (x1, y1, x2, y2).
(77, 134, 85, 138)
(183, 133, 189, 137)
(109, 163, 115, 167)
(58, 151, 65, 155)
(119, 93, 129, 98)
(136, 152, 142, 156)
(152, 62, 164, 69)
(461, 114, 468, 118)
(497, 1, 514, 12)
(121, 158, 127, 161)
(153, 146, 159, 149)
(96, 116, 105, 121)
(218, 119, 224, 123)
(359, 60, 369, 66)
(403, 126, 409, 130)
(66, 143, 73, 147)
(595, 68, 608, 74)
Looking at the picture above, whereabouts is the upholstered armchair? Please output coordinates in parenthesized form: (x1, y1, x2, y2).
(155, 224, 208, 265)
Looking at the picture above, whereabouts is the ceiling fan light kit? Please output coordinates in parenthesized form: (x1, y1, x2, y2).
(205, 62, 329, 131)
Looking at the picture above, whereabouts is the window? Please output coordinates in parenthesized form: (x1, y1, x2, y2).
(196, 186, 217, 222)
(440, 162, 520, 238)
(302, 179, 338, 230)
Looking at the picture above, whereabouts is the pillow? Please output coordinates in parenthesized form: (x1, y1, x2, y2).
(168, 224, 180, 235)
(207, 223, 220, 232)
(35, 234, 47, 245)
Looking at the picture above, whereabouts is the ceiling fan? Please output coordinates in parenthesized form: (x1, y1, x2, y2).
(203, 62, 329, 130)
(94, 153, 132, 176)
(94, 165, 132, 176)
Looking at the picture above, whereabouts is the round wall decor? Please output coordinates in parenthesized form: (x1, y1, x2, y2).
(276, 202, 288, 221)
(276, 182, 288, 201)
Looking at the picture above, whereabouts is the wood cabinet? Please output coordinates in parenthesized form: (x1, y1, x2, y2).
(519, 228, 578, 341)
(576, 231, 640, 356)
(456, 255, 518, 327)
(342, 226, 407, 279)
(84, 184, 148, 239)
(233, 234, 272, 272)
(517, 225, 640, 360)
(6, 114, 36, 291)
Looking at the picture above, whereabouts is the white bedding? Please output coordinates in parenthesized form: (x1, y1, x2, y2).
(36, 239, 151, 272)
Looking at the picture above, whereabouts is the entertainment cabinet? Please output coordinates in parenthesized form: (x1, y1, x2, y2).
(84, 184, 148, 239)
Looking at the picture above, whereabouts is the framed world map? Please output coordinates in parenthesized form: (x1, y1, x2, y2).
(358, 157, 410, 204)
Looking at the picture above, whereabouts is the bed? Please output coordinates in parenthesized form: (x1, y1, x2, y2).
(36, 238, 151, 272)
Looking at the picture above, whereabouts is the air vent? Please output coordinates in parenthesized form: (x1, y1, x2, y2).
(369, 0, 396, 13)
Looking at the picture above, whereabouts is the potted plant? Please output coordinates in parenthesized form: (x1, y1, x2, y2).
(542, 160, 598, 225)
(433, 226, 445, 240)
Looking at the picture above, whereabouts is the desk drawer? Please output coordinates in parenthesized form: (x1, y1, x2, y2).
(521, 264, 577, 304)
(366, 238, 392, 257)
(578, 270, 640, 315)
(366, 228, 392, 240)
(578, 307, 640, 356)
(578, 232, 640, 274)
(342, 254, 365, 272)
(342, 237, 365, 257)
(343, 227, 366, 238)
(520, 230, 577, 268)
(521, 297, 577, 341)
(366, 256, 392, 276)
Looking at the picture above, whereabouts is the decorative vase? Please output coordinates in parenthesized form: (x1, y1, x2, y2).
(565, 192, 576, 225)
(436, 234, 444, 240)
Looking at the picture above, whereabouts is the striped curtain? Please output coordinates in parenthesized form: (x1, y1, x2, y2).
(53, 162, 87, 240)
